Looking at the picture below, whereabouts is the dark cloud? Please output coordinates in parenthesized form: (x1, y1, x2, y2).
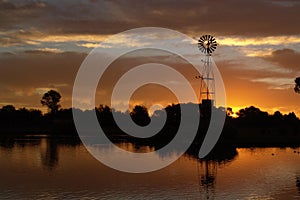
(0, 0, 47, 30)
(262, 48, 300, 71)
(0, 51, 87, 107)
(1, 0, 300, 36)
(0, 0, 46, 10)
(0, 51, 86, 88)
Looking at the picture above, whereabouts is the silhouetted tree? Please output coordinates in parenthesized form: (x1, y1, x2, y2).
(96, 105, 114, 126)
(284, 112, 299, 122)
(1, 105, 16, 113)
(0, 105, 45, 133)
(295, 77, 300, 93)
(97, 104, 112, 115)
(130, 105, 150, 126)
(226, 107, 234, 117)
(272, 111, 284, 123)
(41, 90, 61, 114)
(236, 106, 269, 127)
(237, 106, 268, 119)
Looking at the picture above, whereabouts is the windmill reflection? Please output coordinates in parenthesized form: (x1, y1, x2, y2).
(197, 160, 217, 199)
(194, 145, 238, 199)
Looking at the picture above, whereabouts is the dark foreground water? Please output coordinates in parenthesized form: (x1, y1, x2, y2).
(0, 136, 300, 199)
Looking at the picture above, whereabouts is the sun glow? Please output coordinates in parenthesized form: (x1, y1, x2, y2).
(219, 35, 300, 46)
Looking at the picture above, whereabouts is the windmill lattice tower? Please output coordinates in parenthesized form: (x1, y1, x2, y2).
(197, 35, 217, 107)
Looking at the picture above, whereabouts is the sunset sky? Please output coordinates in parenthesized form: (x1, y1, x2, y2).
(0, 0, 300, 115)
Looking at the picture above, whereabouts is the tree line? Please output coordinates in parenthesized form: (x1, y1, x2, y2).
(0, 77, 299, 147)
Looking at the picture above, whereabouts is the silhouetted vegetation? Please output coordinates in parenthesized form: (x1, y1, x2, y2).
(41, 90, 61, 114)
(295, 77, 300, 94)
(229, 106, 300, 146)
(0, 105, 44, 134)
(130, 105, 150, 126)
(0, 103, 299, 150)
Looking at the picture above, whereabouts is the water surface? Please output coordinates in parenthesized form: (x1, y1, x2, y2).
(0, 136, 299, 199)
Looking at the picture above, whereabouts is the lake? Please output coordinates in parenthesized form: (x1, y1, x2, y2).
(0, 136, 299, 199)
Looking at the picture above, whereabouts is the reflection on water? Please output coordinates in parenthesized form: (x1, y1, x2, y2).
(297, 177, 300, 195)
(0, 136, 299, 199)
(198, 160, 217, 199)
(41, 139, 58, 169)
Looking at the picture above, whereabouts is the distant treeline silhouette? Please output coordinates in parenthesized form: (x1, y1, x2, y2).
(0, 103, 299, 147)
(1, 88, 298, 162)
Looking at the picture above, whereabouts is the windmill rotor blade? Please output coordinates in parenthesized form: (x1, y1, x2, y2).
(198, 34, 217, 54)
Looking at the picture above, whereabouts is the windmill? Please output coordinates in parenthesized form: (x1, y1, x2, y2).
(196, 35, 217, 107)
(197, 160, 217, 199)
